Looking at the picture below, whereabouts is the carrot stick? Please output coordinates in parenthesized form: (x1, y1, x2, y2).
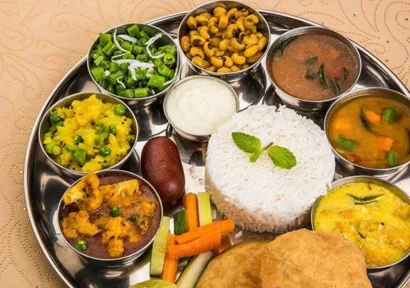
(377, 136, 394, 151)
(364, 111, 381, 123)
(168, 230, 222, 259)
(175, 218, 235, 244)
(162, 234, 178, 283)
(183, 193, 199, 231)
(213, 233, 232, 255)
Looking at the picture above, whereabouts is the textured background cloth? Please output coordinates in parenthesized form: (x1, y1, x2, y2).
(0, 0, 409, 287)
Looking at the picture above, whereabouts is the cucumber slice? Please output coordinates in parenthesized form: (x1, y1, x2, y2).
(176, 252, 213, 288)
(150, 216, 170, 276)
(174, 209, 188, 236)
(198, 192, 212, 226)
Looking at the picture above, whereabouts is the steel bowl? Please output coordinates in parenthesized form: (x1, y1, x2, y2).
(311, 175, 410, 270)
(265, 26, 362, 111)
(87, 23, 181, 108)
(38, 92, 138, 179)
(57, 170, 163, 267)
(178, 0, 271, 83)
(163, 75, 239, 142)
(324, 87, 410, 177)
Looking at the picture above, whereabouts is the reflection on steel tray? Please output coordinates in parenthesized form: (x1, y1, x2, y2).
(24, 10, 410, 288)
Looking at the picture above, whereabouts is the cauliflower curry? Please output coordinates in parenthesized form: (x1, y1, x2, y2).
(60, 172, 160, 259)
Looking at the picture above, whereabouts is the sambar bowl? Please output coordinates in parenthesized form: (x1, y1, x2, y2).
(311, 175, 410, 271)
(38, 92, 138, 179)
(57, 170, 163, 268)
(87, 23, 181, 108)
(324, 87, 410, 177)
(265, 26, 362, 111)
(178, 0, 271, 83)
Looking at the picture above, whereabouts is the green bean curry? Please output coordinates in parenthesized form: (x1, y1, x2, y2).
(270, 34, 359, 101)
(328, 95, 410, 169)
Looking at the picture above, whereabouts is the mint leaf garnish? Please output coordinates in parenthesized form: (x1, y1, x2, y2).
(267, 145, 297, 169)
(232, 132, 261, 154)
(249, 151, 263, 163)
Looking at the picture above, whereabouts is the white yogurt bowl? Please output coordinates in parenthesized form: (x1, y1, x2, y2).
(164, 76, 239, 142)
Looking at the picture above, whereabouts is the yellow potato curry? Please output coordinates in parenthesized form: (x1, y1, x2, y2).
(328, 95, 410, 169)
(60, 173, 160, 259)
(43, 94, 135, 172)
(314, 182, 410, 267)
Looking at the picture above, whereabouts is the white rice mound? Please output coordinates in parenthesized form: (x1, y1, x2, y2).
(206, 105, 335, 233)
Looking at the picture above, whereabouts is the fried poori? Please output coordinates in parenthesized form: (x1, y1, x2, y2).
(196, 241, 268, 288)
(260, 229, 371, 288)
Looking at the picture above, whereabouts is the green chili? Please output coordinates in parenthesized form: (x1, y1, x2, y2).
(335, 135, 358, 152)
(382, 108, 397, 123)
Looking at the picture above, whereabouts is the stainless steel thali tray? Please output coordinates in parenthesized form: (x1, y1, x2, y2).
(24, 10, 410, 288)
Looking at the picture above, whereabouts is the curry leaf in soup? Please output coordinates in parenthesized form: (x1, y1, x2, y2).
(303, 56, 318, 66)
(329, 78, 340, 95)
(305, 68, 317, 80)
(278, 36, 298, 57)
(318, 64, 328, 88)
(232, 132, 262, 154)
(343, 67, 349, 82)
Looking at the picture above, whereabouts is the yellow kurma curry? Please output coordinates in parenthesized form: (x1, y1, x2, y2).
(314, 182, 410, 267)
(60, 173, 160, 259)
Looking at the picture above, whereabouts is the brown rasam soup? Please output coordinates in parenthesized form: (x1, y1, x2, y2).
(270, 34, 359, 101)
(59, 173, 161, 259)
(328, 95, 410, 169)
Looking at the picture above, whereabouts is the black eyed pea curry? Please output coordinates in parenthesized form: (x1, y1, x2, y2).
(43, 95, 135, 172)
(180, 6, 268, 73)
(60, 173, 161, 259)
(328, 95, 410, 169)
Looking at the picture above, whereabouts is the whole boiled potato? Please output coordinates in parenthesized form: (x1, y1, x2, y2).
(141, 137, 185, 203)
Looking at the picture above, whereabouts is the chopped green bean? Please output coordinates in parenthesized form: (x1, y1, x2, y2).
(134, 87, 150, 98)
(158, 64, 172, 78)
(163, 53, 176, 65)
(136, 54, 149, 62)
(148, 74, 165, 88)
(109, 62, 118, 73)
(119, 89, 134, 98)
(102, 42, 116, 56)
(91, 67, 105, 82)
(154, 58, 163, 67)
(132, 45, 144, 55)
(93, 55, 105, 67)
(99, 33, 112, 46)
(387, 150, 398, 167)
(135, 68, 145, 80)
(127, 24, 140, 37)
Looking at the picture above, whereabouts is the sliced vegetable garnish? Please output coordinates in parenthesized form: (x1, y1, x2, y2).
(348, 193, 384, 205)
(305, 68, 317, 80)
(278, 36, 298, 56)
(329, 78, 340, 95)
(318, 64, 328, 88)
(303, 56, 318, 66)
(343, 67, 349, 81)
(335, 135, 358, 151)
